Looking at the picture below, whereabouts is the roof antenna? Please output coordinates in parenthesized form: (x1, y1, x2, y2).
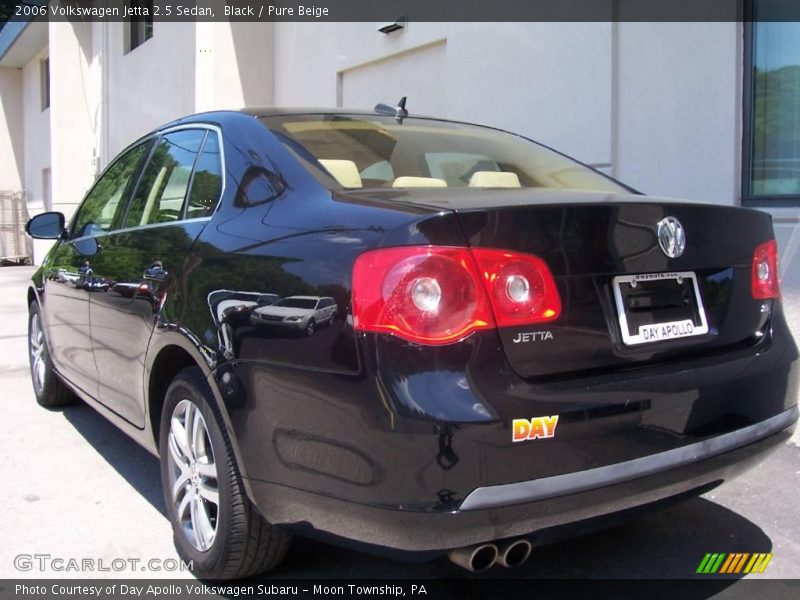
(374, 96, 408, 123)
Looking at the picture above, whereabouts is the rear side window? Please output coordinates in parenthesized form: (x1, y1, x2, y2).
(71, 142, 148, 238)
(186, 133, 223, 219)
(124, 129, 205, 228)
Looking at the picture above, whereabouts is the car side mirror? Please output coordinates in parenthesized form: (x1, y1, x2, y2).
(26, 212, 65, 240)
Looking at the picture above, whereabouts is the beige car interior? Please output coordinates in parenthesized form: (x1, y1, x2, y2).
(319, 159, 363, 188)
(392, 176, 448, 188)
(319, 159, 524, 190)
(468, 171, 522, 188)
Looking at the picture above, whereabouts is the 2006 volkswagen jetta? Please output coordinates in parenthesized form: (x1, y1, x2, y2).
(25, 107, 798, 578)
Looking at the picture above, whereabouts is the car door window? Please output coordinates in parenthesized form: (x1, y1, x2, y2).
(185, 132, 223, 219)
(124, 129, 206, 228)
(71, 142, 149, 238)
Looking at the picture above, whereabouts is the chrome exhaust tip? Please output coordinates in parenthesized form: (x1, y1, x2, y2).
(448, 543, 499, 573)
(497, 538, 532, 569)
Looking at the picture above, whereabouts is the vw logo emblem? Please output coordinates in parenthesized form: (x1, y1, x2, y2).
(656, 216, 686, 258)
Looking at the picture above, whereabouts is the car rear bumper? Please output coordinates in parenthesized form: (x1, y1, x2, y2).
(246, 405, 796, 554)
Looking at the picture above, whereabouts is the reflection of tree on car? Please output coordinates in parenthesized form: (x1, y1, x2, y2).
(251, 296, 337, 336)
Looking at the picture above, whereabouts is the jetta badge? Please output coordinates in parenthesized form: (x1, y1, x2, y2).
(657, 216, 686, 258)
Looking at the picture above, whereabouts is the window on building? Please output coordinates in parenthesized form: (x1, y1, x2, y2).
(127, 0, 154, 53)
(71, 142, 150, 238)
(744, 3, 800, 204)
(40, 57, 49, 111)
(123, 129, 206, 228)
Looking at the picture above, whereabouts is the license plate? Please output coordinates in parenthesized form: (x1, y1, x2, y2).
(612, 272, 709, 346)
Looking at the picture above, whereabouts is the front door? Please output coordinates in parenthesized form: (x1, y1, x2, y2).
(88, 128, 223, 426)
(42, 140, 151, 398)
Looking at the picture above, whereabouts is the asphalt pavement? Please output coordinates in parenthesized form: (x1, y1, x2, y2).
(1, 264, 798, 582)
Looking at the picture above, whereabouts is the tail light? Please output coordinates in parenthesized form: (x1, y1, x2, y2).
(352, 246, 561, 345)
(471, 248, 561, 327)
(352, 247, 494, 345)
(751, 239, 780, 300)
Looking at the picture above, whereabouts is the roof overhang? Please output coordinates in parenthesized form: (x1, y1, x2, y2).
(0, 20, 48, 68)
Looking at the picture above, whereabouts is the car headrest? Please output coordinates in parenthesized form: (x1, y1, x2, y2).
(392, 176, 448, 188)
(468, 171, 522, 188)
(319, 159, 362, 188)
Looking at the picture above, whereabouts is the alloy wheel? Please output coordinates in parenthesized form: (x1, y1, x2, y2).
(29, 312, 46, 394)
(167, 399, 220, 552)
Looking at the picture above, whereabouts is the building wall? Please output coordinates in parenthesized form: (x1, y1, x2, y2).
(0, 67, 24, 190)
(21, 45, 51, 261)
(21, 45, 49, 212)
(614, 22, 742, 203)
(48, 21, 95, 221)
(101, 21, 197, 161)
(208, 22, 275, 110)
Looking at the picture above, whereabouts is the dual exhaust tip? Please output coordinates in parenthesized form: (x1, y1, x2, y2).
(448, 539, 532, 573)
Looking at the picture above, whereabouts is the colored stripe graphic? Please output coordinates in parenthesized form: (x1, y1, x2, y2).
(697, 553, 725, 574)
(744, 553, 773, 574)
(697, 553, 773, 574)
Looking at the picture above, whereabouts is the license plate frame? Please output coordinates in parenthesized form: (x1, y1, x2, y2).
(612, 271, 709, 346)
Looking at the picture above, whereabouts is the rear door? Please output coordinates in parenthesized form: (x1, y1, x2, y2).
(43, 140, 151, 397)
(88, 127, 224, 426)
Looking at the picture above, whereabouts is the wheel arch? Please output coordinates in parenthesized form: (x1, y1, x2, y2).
(147, 344, 199, 450)
(144, 332, 255, 488)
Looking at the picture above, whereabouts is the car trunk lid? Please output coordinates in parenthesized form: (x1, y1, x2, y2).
(450, 192, 776, 379)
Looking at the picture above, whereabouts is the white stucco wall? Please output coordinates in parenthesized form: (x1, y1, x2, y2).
(101, 21, 196, 161)
(209, 22, 275, 110)
(614, 22, 742, 203)
(48, 21, 96, 221)
(21, 45, 49, 212)
(0, 67, 24, 190)
(21, 46, 51, 261)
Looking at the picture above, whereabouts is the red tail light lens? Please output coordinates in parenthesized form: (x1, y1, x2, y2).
(471, 248, 561, 327)
(352, 246, 562, 344)
(352, 247, 495, 345)
(751, 239, 780, 300)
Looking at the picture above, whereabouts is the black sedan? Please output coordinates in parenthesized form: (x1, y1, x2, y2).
(25, 106, 798, 579)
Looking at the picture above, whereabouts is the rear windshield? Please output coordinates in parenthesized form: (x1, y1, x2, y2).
(261, 114, 627, 193)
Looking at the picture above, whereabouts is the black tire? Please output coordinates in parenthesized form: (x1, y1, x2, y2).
(28, 301, 76, 408)
(305, 319, 316, 336)
(159, 367, 290, 580)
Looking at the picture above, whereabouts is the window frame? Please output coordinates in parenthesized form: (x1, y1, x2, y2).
(116, 124, 225, 233)
(121, 128, 207, 229)
(68, 138, 154, 241)
(68, 123, 225, 240)
(741, 18, 800, 207)
(152, 123, 227, 229)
